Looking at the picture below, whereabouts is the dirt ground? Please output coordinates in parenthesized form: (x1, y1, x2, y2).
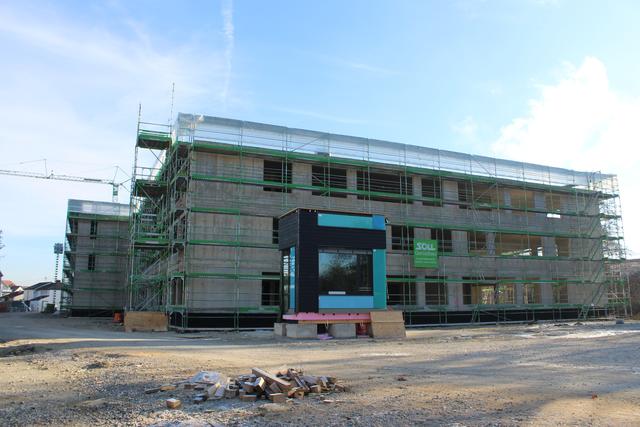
(1, 313, 639, 426)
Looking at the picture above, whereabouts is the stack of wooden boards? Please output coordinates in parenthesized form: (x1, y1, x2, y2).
(146, 368, 348, 408)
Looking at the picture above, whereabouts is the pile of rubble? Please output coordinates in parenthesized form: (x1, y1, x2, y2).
(146, 368, 348, 409)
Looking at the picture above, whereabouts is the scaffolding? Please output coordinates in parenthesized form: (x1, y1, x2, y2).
(62, 199, 130, 315)
(127, 113, 628, 329)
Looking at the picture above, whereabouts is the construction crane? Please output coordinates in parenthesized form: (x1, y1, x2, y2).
(0, 160, 128, 202)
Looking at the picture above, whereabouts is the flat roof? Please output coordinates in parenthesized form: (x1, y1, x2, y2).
(174, 113, 615, 189)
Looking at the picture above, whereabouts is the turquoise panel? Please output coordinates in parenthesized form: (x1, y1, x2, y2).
(317, 213, 383, 230)
(319, 295, 374, 309)
(289, 246, 296, 310)
(372, 249, 387, 309)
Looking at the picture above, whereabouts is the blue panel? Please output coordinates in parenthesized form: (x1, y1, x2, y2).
(319, 295, 374, 309)
(289, 246, 296, 310)
(371, 215, 386, 230)
(372, 249, 387, 309)
(318, 213, 377, 230)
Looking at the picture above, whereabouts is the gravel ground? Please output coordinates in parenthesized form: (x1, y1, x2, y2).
(1, 312, 639, 426)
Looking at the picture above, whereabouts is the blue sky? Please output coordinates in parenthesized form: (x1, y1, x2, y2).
(1, 0, 639, 285)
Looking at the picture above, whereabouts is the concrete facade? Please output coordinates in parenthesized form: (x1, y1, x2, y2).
(63, 199, 129, 315)
(127, 114, 626, 328)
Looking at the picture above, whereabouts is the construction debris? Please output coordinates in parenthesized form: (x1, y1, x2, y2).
(165, 398, 181, 409)
(150, 368, 347, 406)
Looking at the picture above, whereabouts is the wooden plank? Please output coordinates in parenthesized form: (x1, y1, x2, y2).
(251, 368, 292, 391)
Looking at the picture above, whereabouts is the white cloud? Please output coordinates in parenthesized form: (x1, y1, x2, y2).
(491, 57, 640, 257)
(0, 3, 234, 284)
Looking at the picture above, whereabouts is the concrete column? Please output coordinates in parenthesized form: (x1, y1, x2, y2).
(542, 237, 556, 257)
(292, 162, 310, 197)
(347, 168, 358, 202)
(416, 278, 426, 307)
(515, 283, 524, 304)
(448, 279, 463, 309)
(414, 227, 429, 240)
(385, 225, 393, 250)
(540, 283, 553, 304)
(452, 230, 468, 255)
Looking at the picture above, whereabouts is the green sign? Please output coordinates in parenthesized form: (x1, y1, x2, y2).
(414, 239, 438, 268)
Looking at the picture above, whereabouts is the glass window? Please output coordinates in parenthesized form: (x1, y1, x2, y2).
(391, 225, 414, 251)
(312, 165, 347, 198)
(261, 272, 280, 306)
(263, 160, 292, 193)
(387, 276, 416, 305)
(90, 220, 98, 239)
(272, 217, 279, 245)
(523, 281, 541, 304)
(425, 276, 447, 305)
(88, 254, 96, 271)
(357, 170, 413, 203)
(431, 228, 453, 253)
(421, 177, 442, 207)
(319, 249, 372, 296)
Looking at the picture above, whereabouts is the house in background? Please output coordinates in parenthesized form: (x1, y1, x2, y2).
(1, 279, 15, 297)
(24, 281, 63, 312)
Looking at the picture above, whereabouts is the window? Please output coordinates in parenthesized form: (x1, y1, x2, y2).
(523, 281, 541, 304)
(272, 217, 279, 245)
(431, 228, 453, 253)
(69, 218, 78, 234)
(261, 272, 280, 306)
(462, 277, 498, 305)
(319, 249, 372, 296)
(391, 225, 414, 251)
(545, 193, 563, 213)
(495, 233, 542, 257)
(90, 220, 98, 239)
(553, 280, 569, 304)
(457, 181, 494, 211)
(312, 165, 347, 198)
(422, 177, 442, 207)
(468, 231, 487, 255)
(357, 170, 413, 203)
(87, 254, 96, 271)
(555, 238, 570, 257)
(496, 283, 515, 304)
(263, 160, 292, 193)
(387, 276, 416, 305)
(425, 276, 447, 305)
(508, 188, 536, 210)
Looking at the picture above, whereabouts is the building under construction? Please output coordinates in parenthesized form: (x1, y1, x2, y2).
(62, 199, 130, 315)
(126, 113, 628, 329)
